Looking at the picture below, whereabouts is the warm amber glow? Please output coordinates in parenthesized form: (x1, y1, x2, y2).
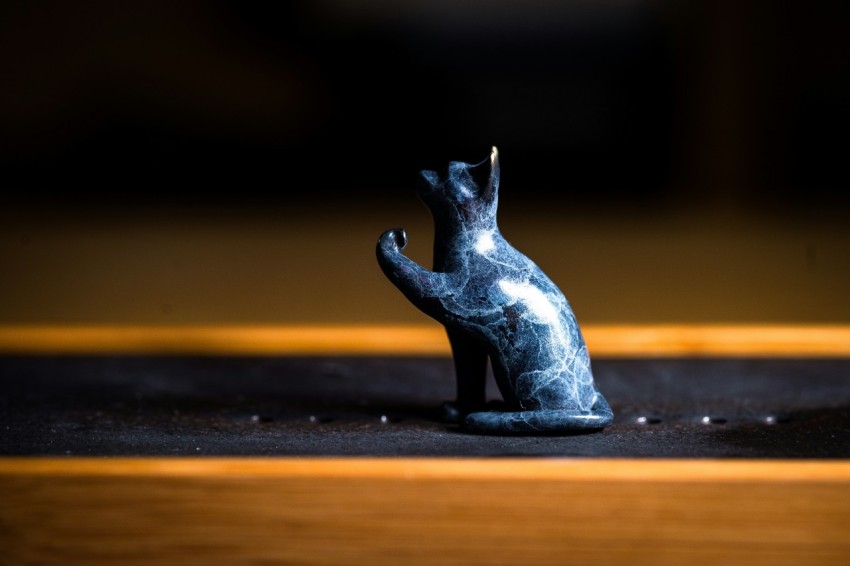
(1, 324, 849, 356)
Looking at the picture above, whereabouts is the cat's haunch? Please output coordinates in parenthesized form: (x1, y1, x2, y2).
(377, 146, 613, 434)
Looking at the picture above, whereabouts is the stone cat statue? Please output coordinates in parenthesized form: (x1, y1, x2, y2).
(377, 147, 613, 434)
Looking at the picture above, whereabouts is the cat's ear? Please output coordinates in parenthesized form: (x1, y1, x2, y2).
(467, 146, 500, 202)
(484, 146, 500, 202)
(419, 170, 440, 187)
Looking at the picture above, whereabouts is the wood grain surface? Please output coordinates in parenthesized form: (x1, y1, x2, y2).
(2, 323, 850, 356)
(2, 458, 850, 565)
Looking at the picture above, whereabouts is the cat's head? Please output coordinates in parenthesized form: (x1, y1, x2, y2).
(416, 146, 500, 227)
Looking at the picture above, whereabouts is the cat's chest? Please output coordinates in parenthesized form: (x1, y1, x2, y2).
(456, 243, 528, 280)
(447, 251, 534, 303)
(442, 241, 563, 311)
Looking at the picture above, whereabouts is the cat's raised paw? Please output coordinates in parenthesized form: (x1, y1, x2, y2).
(378, 228, 407, 252)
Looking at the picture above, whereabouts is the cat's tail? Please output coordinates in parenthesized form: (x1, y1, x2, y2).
(463, 395, 613, 435)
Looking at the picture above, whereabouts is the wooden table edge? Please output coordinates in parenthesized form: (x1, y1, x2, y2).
(2, 457, 850, 483)
(1, 323, 849, 356)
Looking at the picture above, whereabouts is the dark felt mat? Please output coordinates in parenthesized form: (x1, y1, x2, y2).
(2, 356, 849, 457)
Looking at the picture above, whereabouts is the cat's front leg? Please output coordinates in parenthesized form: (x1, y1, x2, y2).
(441, 329, 489, 423)
(376, 228, 449, 321)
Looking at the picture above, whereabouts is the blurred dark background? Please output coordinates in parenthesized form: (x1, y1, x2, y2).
(3, 0, 848, 212)
(1, 1, 849, 324)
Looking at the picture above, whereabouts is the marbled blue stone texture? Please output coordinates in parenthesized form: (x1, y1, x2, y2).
(377, 147, 613, 434)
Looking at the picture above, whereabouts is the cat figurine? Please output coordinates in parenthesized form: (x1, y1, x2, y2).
(377, 146, 613, 434)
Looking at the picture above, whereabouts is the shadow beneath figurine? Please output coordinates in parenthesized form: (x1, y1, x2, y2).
(446, 424, 605, 438)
